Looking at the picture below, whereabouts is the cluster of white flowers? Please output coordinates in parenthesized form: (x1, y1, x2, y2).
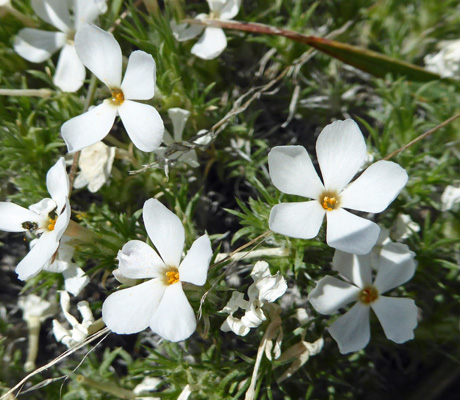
(14, 0, 108, 92)
(0, 1, 424, 386)
(220, 261, 287, 336)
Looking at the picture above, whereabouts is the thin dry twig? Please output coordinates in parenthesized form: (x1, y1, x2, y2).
(1, 328, 110, 400)
(383, 111, 460, 160)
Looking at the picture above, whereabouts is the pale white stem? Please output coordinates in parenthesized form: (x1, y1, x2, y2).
(24, 317, 40, 372)
(0, 89, 52, 98)
(215, 247, 289, 262)
(244, 318, 280, 400)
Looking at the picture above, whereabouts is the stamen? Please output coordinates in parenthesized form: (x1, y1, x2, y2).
(48, 217, 57, 231)
(111, 88, 125, 106)
(165, 268, 180, 285)
(359, 286, 379, 305)
(321, 196, 337, 211)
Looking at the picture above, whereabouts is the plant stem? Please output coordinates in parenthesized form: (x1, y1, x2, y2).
(0, 89, 52, 98)
(383, 111, 460, 160)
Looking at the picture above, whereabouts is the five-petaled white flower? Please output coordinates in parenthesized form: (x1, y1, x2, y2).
(102, 198, 212, 342)
(172, 0, 241, 60)
(268, 119, 408, 255)
(61, 23, 164, 153)
(14, 0, 107, 92)
(0, 157, 70, 280)
(308, 248, 418, 354)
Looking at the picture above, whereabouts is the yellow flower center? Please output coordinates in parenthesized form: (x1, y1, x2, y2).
(47, 217, 57, 231)
(358, 286, 379, 305)
(320, 192, 340, 211)
(165, 267, 180, 285)
(111, 88, 125, 106)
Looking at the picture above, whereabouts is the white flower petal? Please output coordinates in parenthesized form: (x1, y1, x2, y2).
(268, 146, 324, 199)
(332, 251, 373, 289)
(74, 0, 107, 30)
(179, 234, 212, 286)
(102, 278, 165, 334)
(217, 0, 241, 20)
(120, 51, 156, 100)
(170, 19, 204, 42)
(329, 302, 370, 354)
(14, 29, 66, 63)
(191, 27, 227, 60)
(118, 100, 164, 152)
(76, 142, 116, 192)
(221, 315, 250, 336)
(168, 108, 190, 142)
(29, 198, 56, 217)
(308, 276, 360, 314)
(62, 265, 90, 296)
(61, 100, 118, 153)
(16, 231, 59, 280)
(31, 0, 71, 32)
(0, 203, 38, 232)
(149, 283, 196, 342)
(46, 157, 69, 208)
(220, 291, 248, 314)
(112, 269, 138, 286)
(74, 23, 122, 88)
(326, 208, 380, 255)
(250, 260, 271, 281)
(54, 198, 71, 238)
(143, 199, 184, 267)
(373, 245, 416, 294)
(117, 240, 164, 279)
(340, 161, 408, 213)
(371, 297, 417, 343)
(440, 185, 460, 211)
(240, 300, 266, 328)
(53, 44, 86, 92)
(391, 213, 419, 241)
(269, 201, 325, 239)
(255, 273, 287, 303)
(316, 119, 367, 192)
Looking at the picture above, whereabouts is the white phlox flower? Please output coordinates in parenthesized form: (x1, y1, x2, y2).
(172, 0, 241, 60)
(268, 119, 408, 255)
(13, 0, 107, 92)
(19, 294, 57, 371)
(155, 108, 199, 168)
(424, 39, 460, 78)
(61, 23, 164, 153)
(220, 261, 287, 336)
(74, 141, 116, 192)
(0, 157, 70, 280)
(40, 236, 89, 296)
(52, 290, 96, 348)
(441, 185, 460, 211)
(308, 248, 418, 354)
(19, 294, 56, 325)
(102, 198, 213, 342)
